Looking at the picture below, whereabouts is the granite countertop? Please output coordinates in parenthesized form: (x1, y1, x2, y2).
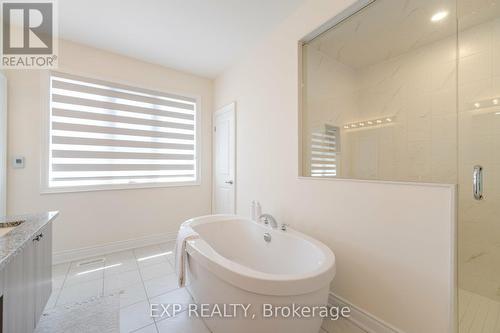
(0, 211, 59, 270)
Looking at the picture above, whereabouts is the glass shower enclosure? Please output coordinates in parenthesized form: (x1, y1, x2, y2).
(299, 0, 500, 331)
(457, 1, 500, 331)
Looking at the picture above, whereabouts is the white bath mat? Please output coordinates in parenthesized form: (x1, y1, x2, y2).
(35, 294, 120, 333)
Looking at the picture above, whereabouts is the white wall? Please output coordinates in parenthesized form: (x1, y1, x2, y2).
(214, 1, 456, 332)
(5, 39, 213, 255)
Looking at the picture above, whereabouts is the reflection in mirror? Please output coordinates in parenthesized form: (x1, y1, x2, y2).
(300, 0, 457, 183)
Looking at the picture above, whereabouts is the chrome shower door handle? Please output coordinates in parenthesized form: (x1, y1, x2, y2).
(473, 165, 483, 200)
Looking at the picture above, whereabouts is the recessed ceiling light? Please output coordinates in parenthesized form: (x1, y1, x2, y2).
(474, 102, 481, 108)
(493, 99, 499, 105)
(431, 11, 449, 22)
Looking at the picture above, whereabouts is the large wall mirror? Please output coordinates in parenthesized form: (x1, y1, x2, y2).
(300, 0, 458, 183)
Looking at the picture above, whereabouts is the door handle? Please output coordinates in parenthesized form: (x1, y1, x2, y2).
(224, 180, 233, 185)
(473, 165, 483, 200)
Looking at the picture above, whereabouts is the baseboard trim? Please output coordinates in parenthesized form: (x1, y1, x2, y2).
(329, 293, 403, 333)
(53, 231, 177, 265)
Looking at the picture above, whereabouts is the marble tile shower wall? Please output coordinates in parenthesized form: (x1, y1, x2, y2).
(353, 35, 457, 183)
(458, 18, 500, 301)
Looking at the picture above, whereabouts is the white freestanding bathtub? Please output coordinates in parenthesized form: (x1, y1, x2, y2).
(183, 215, 336, 333)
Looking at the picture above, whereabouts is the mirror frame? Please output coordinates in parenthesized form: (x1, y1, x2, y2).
(296, 0, 454, 186)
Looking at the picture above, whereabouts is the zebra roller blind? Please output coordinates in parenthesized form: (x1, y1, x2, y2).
(310, 124, 339, 177)
(47, 73, 198, 189)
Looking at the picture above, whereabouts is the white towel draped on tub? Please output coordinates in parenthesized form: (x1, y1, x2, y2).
(175, 224, 199, 287)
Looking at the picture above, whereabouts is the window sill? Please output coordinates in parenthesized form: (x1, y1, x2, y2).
(40, 180, 201, 194)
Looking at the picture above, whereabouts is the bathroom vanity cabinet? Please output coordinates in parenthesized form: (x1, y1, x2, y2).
(0, 212, 57, 333)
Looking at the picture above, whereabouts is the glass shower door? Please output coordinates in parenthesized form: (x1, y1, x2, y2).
(458, 1, 500, 331)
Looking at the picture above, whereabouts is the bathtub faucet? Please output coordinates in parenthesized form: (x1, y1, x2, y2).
(259, 214, 278, 229)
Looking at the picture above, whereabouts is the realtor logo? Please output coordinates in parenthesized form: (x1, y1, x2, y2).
(1, 0, 57, 68)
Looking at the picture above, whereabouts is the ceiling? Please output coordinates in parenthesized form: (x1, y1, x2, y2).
(307, 0, 500, 69)
(58, 0, 305, 78)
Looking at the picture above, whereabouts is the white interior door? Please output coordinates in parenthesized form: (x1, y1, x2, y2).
(0, 73, 6, 217)
(213, 103, 235, 214)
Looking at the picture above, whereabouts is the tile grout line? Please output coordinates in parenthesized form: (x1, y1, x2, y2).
(52, 245, 178, 333)
(133, 247, 160, 333)
(129, 322, 159, 333)
(102, 257, 107, 297)
(53, 262, 72, 307)
(491, 302, 500, 333)
(100, 259, 105, 297)
(480, 301, 493, 333)
(102, 254, 125, 297)
(460, 290, 475, 325)
(144, 245, 192, 329)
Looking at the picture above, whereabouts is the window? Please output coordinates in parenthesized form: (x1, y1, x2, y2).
(45, 72, 199, 191)
(309, 124, 339, 177)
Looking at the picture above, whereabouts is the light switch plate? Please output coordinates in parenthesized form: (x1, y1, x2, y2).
(12, 156, 25, 169)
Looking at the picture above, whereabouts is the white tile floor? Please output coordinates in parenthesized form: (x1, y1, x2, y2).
(47, 242, 366, 333)
(459, 289, 500, 333)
